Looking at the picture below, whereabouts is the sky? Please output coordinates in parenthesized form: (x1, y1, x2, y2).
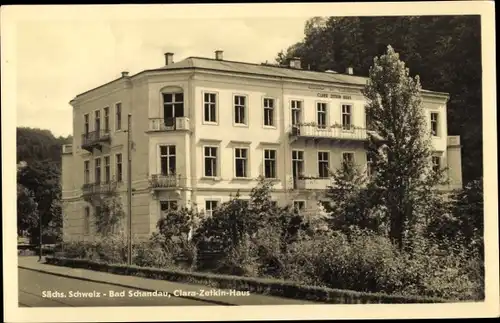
(15, 16, 309, 137)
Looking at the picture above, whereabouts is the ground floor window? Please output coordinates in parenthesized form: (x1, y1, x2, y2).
(160, 200, 178, 214)
(205, 200, 219, 217)
(293, 200, 306, 212)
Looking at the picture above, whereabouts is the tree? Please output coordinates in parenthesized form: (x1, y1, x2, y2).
(425, 178, 484, 255)
(362, 45, 446, 250)
(323, 162, 384, 235)
(85, 185, 126, 236)
(17, 160, 62, 244)
(17, 184, 38, 237)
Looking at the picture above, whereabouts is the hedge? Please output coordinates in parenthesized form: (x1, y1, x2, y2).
(45, 256, 450, 304)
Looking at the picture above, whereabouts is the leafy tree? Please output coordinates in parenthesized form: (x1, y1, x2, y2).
(17, 184, 38, 237)
(323, 162, 384, 235)
(17, 160, 61, 244)
(85, 185, 125, 236)
(426, 178, 484, 255)
(16, 127, 71, 243)
(452, 178, 484, 252)
(362, 45, 446, 250)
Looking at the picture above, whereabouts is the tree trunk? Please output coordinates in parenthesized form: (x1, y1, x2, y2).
(389, 205, 404, 251)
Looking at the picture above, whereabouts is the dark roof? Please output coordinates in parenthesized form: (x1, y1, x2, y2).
(146, 57, 448, 96)
(74, 56, 449, 100)
(149, 57, 370, 85)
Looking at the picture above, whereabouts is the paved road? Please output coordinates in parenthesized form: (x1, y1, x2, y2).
(19, 268, 218, 307)
(18, 257, 316, 307)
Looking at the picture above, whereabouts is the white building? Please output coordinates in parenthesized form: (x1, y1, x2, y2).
(61, 51, 462, 240)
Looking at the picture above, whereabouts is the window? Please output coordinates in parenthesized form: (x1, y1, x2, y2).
(104, 107, 110, 132)
(432, 156, 441, 173)
(264, 149, 277, 179)
(84, 114, 89, 134)
(104, 156, 110, 183)
(203, 92, 217, 123)
(342, 104, 352, 130)
(291, 100, 302, 126)
(205, 200, 219, 217)
(270, 201, 278, 208)
(234, 148, 248, 178)
(342, 152, 355, 168)
(84, 207, 90, 234)
(163, 93, 184, 126)
(263, 98, 275, 127)
(318, 152, 330, 178)
(431, 112, 439, 136)
(293, 201, 306, 212)
(95, 110, 101, 132)
(94, 158, 101, 184)
(234, 95, 247, 125)
(160, 200, 178, 213)
(292, 150, 304, 180)
(366, 153, 374, 177)
(115, 153, 123, 182)
(160, 145, 176, 175)
(317, 102, 327, 129)
(319, 200, 331, 210)
(115, 103, 122, 130)
(84, 160, 90, 184)
(204, 146, 218, 177)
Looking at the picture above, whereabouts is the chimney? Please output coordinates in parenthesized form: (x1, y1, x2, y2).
(121, 71, 129, 77)
(164, 52, 174, 65)
(215, 50, 224, 60)
(289, 57, 301, 69)
(346, 67, 354, 75)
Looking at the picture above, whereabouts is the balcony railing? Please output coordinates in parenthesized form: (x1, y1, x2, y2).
(62, 144, 73, 155)
(149, 174, 181, 189)
(149, 117, 190, 132)
(447, 136, 461, 147)
(82, 181, 117, 196)
(81, 129, 111, 152)
(290, 123, 369, 141)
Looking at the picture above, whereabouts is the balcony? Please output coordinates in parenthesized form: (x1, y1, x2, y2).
(62, 144, 73, 155)
(149, 174, 183, 190)
(81, 130, 111, 152)
(294, 177, 333, 190)
(447, 135, 461, 147)
(82, 181, 117, 199)
(148, 117, 190, 132)
(289, 123, 369, 143)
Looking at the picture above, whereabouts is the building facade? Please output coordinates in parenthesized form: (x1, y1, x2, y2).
(61, 51, 463, 241)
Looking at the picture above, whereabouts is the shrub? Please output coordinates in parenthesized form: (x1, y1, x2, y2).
(133, 239, 175, 269)
(61, 240, 95, 259)
(92, 233, 128, 264)
(279, 228, 483, 301)
(212, 233, 260, 277)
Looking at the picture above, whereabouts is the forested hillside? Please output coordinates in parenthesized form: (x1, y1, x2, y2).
(276, 16, 482, 184)
(17, 127, 72, 165)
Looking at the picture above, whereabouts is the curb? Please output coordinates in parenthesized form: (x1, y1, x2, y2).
(18, 265, 236, 306)
(43, 257, 450, 304)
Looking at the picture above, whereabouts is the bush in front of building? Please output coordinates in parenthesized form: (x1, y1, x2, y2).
(279, 227, 482, 301)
